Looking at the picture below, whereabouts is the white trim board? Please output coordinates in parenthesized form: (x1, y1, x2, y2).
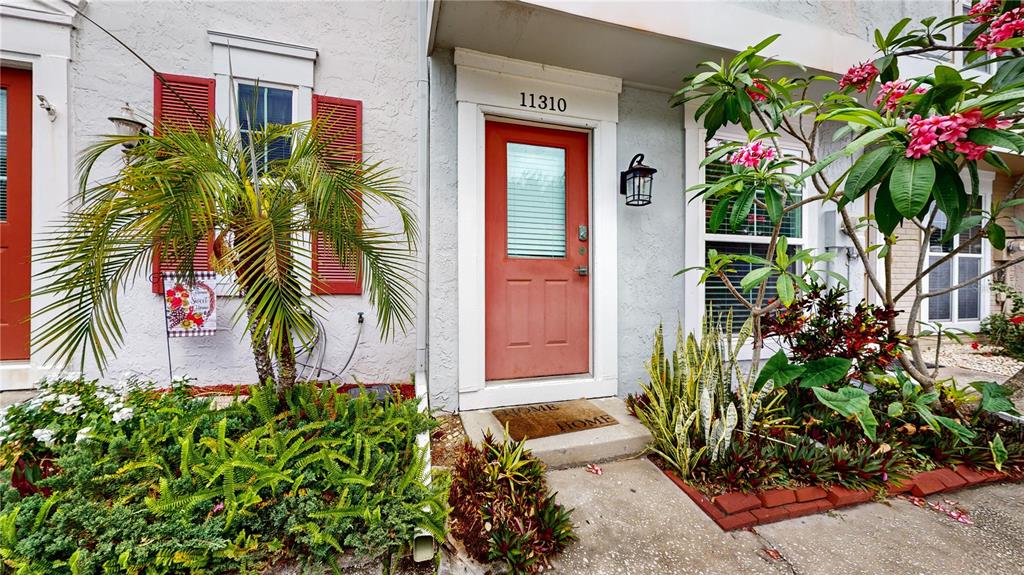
(0, 4, 75, 390)
(454, 48, 621, 411)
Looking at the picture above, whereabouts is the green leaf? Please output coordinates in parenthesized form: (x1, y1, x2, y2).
(708, 199, 731, 233)
(887, 402, 904, 418)
(799, 357, 853, 388)
(933, 164, 965, 242)
(970, 381, 1021, 416)
(984, 150, 1012, 174)
(890, 156, 935, 218)
(968, 128, 1024, 153)
(776, 274, 795, 306)
(844, 146, 894, 201)
(933, 415, 977, 443)
(740, 267, 774, 292)
(874, 178, 902, 236)
(989, 222, 1007, 250)
(765, 185, 784, 223)
(754, 350, 805, 391)
(812, 386, 878, 441)
(730, 187, 756, 231)
(934, 65, 963, 86)
(990, 434, 1008, 471)
(796, 127, 898, 185)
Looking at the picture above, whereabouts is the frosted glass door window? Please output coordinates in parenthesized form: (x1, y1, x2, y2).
(1, 89, 6, 222)
(506, 143, 566, 258)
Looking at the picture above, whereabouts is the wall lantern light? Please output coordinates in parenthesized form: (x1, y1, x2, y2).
(108, 102, 147, 149)
(620, 153, 656, 207)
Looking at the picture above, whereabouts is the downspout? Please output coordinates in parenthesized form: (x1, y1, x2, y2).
(412, 0, 434, 563)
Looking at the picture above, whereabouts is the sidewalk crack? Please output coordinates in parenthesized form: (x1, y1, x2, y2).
(750, 527, 800, 575)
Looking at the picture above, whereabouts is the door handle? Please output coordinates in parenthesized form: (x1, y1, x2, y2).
(575, 266, 589, 277)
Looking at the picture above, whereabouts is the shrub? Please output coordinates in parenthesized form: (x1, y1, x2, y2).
(448, 434, 575, 574)
(981, 282, 1024, 360)
(762, 282, 902, 378)
(0, 377, 446, 574)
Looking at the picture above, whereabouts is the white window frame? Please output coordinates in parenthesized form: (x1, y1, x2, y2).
(922, 170, 994, 332)
(683, 109, 820, 360)
(234, 79, 299, 166)
(208, 31, 316, 296)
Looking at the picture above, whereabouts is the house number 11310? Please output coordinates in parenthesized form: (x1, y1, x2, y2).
(520, 92, 567, 112)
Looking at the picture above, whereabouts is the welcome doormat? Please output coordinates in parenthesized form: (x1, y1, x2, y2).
(491, 400, 618, 441)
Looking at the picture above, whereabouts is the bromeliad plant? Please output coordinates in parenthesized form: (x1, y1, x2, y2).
(674, 1, 1024, 392)
(33, 90, 417, 390)
(448, 433, 575, 575)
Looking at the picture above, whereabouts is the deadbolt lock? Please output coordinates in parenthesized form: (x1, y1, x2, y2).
(578, 225, 588, 242)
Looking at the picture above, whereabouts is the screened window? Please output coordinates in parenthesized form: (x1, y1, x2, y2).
(927, 202, 984, 322)
(703, 140, 804, 331)
(238, 83, 294, 171)
(506, 143, 567, 258)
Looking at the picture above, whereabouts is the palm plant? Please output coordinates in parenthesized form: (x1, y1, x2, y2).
(33, 108, 417, 389)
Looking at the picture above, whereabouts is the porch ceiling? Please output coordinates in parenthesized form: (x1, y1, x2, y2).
(430, 0, 737, 92)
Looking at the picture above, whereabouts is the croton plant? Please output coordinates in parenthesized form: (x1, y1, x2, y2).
(675, 0, 1024, 391)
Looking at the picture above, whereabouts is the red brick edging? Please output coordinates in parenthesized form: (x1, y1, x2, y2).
(662, 464, 1015, 531)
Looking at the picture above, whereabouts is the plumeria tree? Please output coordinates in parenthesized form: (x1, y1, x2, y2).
(675, 0, 1024, 392)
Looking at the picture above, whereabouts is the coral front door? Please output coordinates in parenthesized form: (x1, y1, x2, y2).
(0, 68, 32, 361)
(485, 121, 589, 381)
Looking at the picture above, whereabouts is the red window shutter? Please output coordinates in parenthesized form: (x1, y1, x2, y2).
(311, 95, 363, 295)
(151, 73, 216, 293)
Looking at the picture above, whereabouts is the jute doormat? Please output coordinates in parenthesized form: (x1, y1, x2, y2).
(491, 400, 618, 441)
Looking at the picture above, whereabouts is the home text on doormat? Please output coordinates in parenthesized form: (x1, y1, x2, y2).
(491, 400, 619, 441)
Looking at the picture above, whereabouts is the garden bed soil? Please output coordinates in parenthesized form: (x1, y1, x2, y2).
(658, 457, 1022, 531)
(431, 414, 468, 468)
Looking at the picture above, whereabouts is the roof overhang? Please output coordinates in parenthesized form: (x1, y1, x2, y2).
(428, 0, 883, 91)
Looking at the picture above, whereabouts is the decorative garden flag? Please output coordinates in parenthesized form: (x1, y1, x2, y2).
(162, 272, 217, 337)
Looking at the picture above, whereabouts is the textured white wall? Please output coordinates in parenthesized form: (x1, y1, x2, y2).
(426, 48, 460, 411)
(615, 87, 686, 398)
(65, 1, 421, 386)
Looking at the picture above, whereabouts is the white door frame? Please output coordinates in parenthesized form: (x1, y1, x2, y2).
(454, 48, 621, 411)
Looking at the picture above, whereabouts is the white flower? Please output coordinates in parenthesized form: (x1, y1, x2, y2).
(75, 427, 93, 443)
(32, 428, 56, 446)
(53, 393, 82, 415)
(112, 406, 134, 423)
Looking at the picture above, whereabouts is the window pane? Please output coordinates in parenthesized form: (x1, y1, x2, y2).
(238, 84, 293, 172)
(703, 157, 801, 237)
(0, 88, 6, 222)
(705, 241, 800, 332)
(928, 256, 952, 321)
(506, 143, 566, 258)
(957, 257, 981, 320)
(929, 211, 953, 252)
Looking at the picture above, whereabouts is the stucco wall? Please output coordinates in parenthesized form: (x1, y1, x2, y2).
(426, 48, 460, 412)
(64, 1, 421, 386)
(615, 87, 686, 397)
(731, 0, 950, 40)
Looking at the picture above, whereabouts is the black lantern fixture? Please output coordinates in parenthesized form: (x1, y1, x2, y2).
(620, 153, 657, 207)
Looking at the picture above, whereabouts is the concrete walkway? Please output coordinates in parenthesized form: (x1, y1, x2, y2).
(547, 458, 1024, 575)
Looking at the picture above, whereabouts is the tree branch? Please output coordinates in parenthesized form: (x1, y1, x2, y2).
(919, 254, 1024, 299)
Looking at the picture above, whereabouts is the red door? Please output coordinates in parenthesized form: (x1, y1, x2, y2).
(0, 68, 32, 360)
(485, 121, 589, 381)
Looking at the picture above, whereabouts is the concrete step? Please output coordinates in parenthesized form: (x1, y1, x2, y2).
(460, 397, 652, 469)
